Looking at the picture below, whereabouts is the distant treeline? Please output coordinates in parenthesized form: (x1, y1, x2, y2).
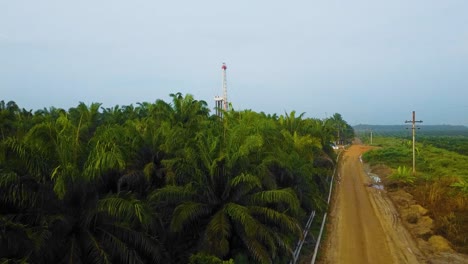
(354, 124, 468, 137)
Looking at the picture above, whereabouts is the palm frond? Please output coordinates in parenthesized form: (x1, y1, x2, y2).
(0, 216, 37, 257)
(51, 163, 79, 199)
(245, 188, 300, 215)
(248, 206, 301, 235)
(0, 256, 30, 264)
(248, 222, 277, 259)
(63, 236, 83, 264)
(98, 228, 144, 264)
(84, 139, 126, 181)
(0, 173, 39, 208)
(170, 202, 211, 232)
(228, 173, 262, 201)
(229, 135, 263, 168)
(0, 171, 19, 187)
(240, 236, 271, 264)
(104, 223, 164, 263)
(202, 209, 231, 257)
(225, 203, 258, 235)
(148, 184, 194, 206)
(97, 195, 152, 229)
(194, 131, 220, 176)
(142, 162, 156, 183)
(2, 137, 48, 179)
(229, 173, 261, 190)
(83, 230, 111, 264)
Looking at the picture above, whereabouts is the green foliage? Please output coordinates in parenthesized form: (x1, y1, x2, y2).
(98, 194, 152, 228)
(363, 136, 468, 182)
(362, 144, 412, 168)
(189, 253, 234, 264)
(388, 166, 416, 185)
(419, 136, 468, 156)
(451, 179, 468, 194)
(357, 133, 468, 254)
(354, 124, 468, 138)
(84, 125, 127, 181)
(0, 96, 344, 263)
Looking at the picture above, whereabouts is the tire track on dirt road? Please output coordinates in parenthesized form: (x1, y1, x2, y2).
(320, 145, 425, 264)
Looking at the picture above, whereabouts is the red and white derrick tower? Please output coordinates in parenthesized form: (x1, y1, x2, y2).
(215, 63, 228, 117)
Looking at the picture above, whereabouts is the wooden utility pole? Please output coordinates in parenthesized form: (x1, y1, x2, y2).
(366, 128, 373, 145)
(405, 111, 423, 174)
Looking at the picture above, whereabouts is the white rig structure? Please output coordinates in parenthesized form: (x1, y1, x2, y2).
(214, 63, 228, 117)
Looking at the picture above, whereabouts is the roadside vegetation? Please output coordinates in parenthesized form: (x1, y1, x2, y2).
(0, 96, 353, 264)
(360, 133, 468, 253)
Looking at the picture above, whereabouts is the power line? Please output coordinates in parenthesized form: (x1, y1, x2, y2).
(405, 111, 423, 175)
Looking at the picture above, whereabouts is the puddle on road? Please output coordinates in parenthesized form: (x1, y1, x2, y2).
(367, 172, 384, 190)
(360, 155, 385, 190)
(370, 184, 384, 190)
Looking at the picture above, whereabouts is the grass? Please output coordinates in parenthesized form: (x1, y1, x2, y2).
(363, 136, 468, 181)
(361, 135, 468, 253)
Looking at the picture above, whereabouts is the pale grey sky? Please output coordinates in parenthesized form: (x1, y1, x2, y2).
(1, 0, 468, 125)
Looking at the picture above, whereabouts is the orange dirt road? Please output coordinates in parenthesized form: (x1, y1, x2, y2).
(321, 145, 425, 264)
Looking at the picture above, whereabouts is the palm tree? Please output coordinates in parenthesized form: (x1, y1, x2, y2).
(168, 92, 209, 127)
(0, 101, 25, 140)
(0, 102, 167, 263)
(68, 102, 102, 140)
(101, 105, 124, 125)
(0, 167, 51, 262)
(327, 113, 354, 145)
(152, 113, 302, 263)
(278, 111, 306, 134)
(1, 96, 349, 264)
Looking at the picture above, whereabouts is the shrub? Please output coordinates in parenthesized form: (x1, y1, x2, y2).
(388, 166, 415, 185)
(451, 179, 468, 194)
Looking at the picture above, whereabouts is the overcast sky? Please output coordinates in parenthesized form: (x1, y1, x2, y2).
(1, 1, 468, 125)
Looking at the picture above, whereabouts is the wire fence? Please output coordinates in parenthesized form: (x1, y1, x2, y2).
(289, 150, 343, 264)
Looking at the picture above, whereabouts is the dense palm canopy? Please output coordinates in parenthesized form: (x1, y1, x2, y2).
(0, 96, 353, 263)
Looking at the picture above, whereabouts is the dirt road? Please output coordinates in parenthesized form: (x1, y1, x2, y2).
(321, 145, 425, 264)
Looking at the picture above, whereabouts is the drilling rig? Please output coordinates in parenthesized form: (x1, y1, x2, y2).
(214, 63, 228, 117)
